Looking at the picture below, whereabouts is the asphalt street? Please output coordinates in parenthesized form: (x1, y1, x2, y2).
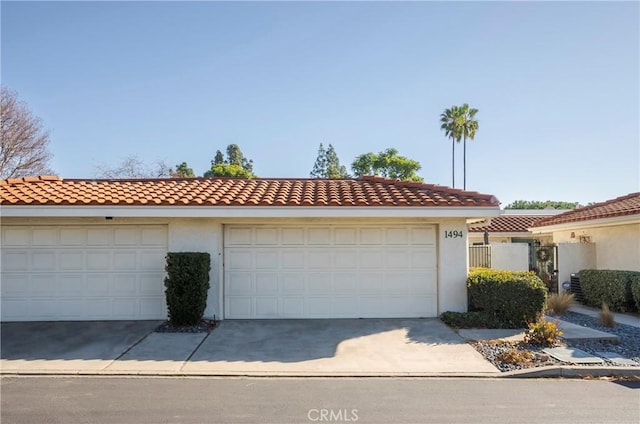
(1, 377, 639, 424)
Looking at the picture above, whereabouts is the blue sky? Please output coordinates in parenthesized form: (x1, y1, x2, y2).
(2, 1, 638, 207)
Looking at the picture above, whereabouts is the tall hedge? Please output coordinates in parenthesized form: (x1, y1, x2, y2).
(164, 252, 211, 326)
(631, 275, 640, 311)
(579, 269, 639, 312)
(467, 268, 547, 328)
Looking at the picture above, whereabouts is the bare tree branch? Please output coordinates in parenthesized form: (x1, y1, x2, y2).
(0, 86, 54, 179)
(94, 155, 173, 178)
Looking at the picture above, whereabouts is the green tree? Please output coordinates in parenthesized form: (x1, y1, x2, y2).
(440, 105, 463, 188)
(459, 103, 479, 190)
(351, 148, 423, 181)
(204, 164, 255, 178)
(505, 200, 581, 210)
(204, 144, 256, 178)
(172, 162, 195, 177)
(310, 143, 349, 178)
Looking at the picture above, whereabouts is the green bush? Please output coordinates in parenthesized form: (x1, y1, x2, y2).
(440, 311, 505, 329)
(467, 269, 547, 328)
(631, 275, 640, 312)
(579, 269, 639, 312)
(164, 252, 211, 326)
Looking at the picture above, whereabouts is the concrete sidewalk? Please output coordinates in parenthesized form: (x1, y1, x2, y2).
(1, 319, 500, 377)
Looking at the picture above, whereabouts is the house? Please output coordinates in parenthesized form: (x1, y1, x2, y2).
(530, 192, 640, 282)
(0, 175, 500, 322)
(467, 210, 564, 246)
(466, 210, 565, 272)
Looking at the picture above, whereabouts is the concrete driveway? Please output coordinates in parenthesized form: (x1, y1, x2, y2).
(1, 319, 499, 376)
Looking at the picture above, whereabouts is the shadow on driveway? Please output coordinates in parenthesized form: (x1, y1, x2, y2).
(189, 318, 466, 363)
(1, 321, 160, 361)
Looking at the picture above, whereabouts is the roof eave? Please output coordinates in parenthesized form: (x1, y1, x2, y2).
(0, 205, 501, 219)
(529, 214, 640, 234)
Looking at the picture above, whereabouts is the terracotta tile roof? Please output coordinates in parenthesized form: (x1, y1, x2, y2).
(469, 215, 549, 233)
(0, 175, 499, 208)
(531, 192, 640, 227)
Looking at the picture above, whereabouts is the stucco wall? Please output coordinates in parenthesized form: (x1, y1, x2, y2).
(438, 219, 469, 313)
(490, 244, 529, 271)
(557, 243, 596, 291)
(168, 219, 222, 319)
(552, 223, 640, 271)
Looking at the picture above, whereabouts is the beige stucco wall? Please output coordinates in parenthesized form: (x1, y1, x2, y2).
(552, 223, 640, 271)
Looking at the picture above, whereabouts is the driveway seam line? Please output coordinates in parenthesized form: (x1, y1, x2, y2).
(180, 331, 212, 372)
(102, 328, 156, 371)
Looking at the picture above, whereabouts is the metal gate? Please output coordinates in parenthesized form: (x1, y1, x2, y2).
(469, 245, 491, 268)
(530, 245, 558, 293)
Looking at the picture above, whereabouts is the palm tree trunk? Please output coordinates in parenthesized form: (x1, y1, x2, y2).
(463, 135, 467, 190)
(451, 138, 455, 188)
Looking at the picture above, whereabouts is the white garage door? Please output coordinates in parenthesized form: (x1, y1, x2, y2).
(1, 225, 168, 321)
(224, 225, 437, 319)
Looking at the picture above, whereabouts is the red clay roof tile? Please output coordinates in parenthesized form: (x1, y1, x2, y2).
(531, 193, 640, 227)
(0, 175, 499, 208)
(469, 215, 551, 233)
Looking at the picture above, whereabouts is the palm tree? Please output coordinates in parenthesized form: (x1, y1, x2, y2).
(459, 104, 479, 190)
(440, 106, 463, 188)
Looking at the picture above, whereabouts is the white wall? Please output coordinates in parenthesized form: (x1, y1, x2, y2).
(557, 243, 596, 291)
(438, 220, 469, 313)
(553, 223, 640, 271)
(168, 219, 222, 319)
(490, 244, 529, 271)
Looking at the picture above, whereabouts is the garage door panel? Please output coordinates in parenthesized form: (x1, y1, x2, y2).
(281, 297, 304, 316)
(281, 274, 305, 292)
(60, 251, 84, 270)
(3, 252, 29, 271)
(1, 225, 167, 321)
(281, 251, 305, 269)
(31, 274, 56, 296)
(32, 228, 57, 246)
(227, 297, 252, 317)
(57, 274, 84, 295)
(255, 297, 279, 316)
(60, 228, 86, 246)
(256, 274, 278, 292)
(31, 251, 56, 270)
(113, 251, 138, 270)
(255, 251, 278, 269)
(224, 224, 437, 319)
(3, 227, 30, 247)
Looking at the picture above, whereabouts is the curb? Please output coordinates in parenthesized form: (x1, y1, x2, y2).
(2, 367, 638, 379)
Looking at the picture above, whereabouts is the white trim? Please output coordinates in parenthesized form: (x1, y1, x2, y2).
(0, 205, 500, 219)
(529, 214, 640, 234)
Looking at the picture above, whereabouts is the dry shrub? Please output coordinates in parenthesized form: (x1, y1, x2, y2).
(546, 292, 575, 315)
(497, 348, 534, 365)
(598, 303, 616, 327)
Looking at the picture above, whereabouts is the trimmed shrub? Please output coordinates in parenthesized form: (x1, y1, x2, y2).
(467, 269, 547, 328)
(579, 269, 639, 312)
(631, 275, 640, 312)
(440, 311, 505, 329)
(164, 252, 211, 326)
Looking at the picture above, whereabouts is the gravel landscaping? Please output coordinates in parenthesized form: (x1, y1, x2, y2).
(154, 319, 217, 333)
(470, 310, 640, 372)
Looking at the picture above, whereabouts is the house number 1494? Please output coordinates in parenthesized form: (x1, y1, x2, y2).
(444, 230, 464, 239)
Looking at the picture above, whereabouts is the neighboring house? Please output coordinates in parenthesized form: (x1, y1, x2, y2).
(468, 210, 564, 246)
(0, 175, 500, 322)
(530, 192, 640, 275)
